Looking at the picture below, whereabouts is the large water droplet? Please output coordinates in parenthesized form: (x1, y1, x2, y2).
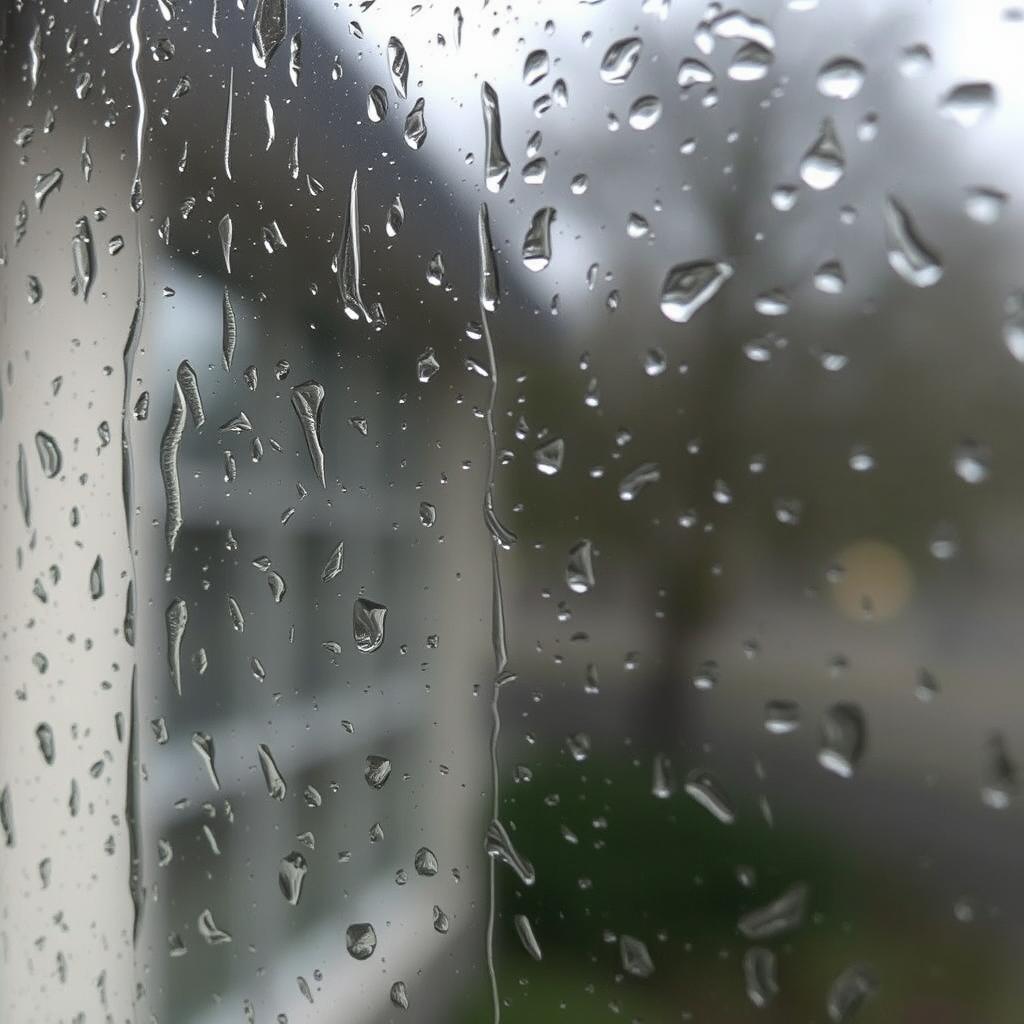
(817, 702, 866, 777)
(387, 36, 408, 97)
(481, 82, 510, 192)
(660, 260, 733, 322)
(290, 380, 326, 487)
(279, 851, 307, 905)
(522, 207, 555, 271)
(799, 118, 844, 190)
(345, 922, 377, 959)
(353, 598, 387, 653)
(252, 0, 286, 68)
(600, 37, 642, 84)
(257, 743, 287, 800)
(883, 197, 943, 287)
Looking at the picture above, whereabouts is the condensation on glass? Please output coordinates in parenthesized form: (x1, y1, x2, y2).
(2, 0, 1024, 1022)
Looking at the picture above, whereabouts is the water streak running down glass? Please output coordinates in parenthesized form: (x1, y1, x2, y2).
(2, 1, 1024, 1023)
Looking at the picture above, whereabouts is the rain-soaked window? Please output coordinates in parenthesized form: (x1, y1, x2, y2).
(2, 0, 1024, 1021)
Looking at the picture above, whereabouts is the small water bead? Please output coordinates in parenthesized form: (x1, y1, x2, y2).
(952, 440, 990, 484)
(813, 260, 845, 294)
(622, 210, 649, 238)
(764, 700, 800, 734)
(627, 95, 662, 130)
(619, 934, 655, 978)
(771, 185, 798, 211)
(818, 702, 866, 778)
(816, 57, 865, 99)
(367, 85, 388, 122)
(964, 187, 1007, 224)
(678, 58, 714, 88)
(939, 82, 995, 127)
(898, 43, 931, 77)
(534, 437, 564, 475)
(826, 964, 878, 1023)
(414, 846, 439, 876)
(570, 174, 588, 195)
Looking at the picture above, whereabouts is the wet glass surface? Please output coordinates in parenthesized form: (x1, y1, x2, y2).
(3, 1, 1024, 1022)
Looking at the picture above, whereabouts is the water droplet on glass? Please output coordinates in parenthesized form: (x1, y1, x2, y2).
(684, 769, 736, 824)
(816, 57, 865, 99)
(522, 48, 550, 86)
(627, 95, 662, 130)
(321, 540, 344, 582)
(252, 0, 286, 68)
(404, 97, 427, 149)
(743, 947, 779, 1007)
(728, 41, 772, 81)
(964, 186, 1007, 225)
(387, 36, 408, 97)
(799, 118, 845, 190)
(566, 539, 595, 594)
(36, 723, 55, 765)
(279, 851, 307, 905)
(34, 432, 62, 478)
(818, 702, 866, 777)
(390, 981, 409, 1009)
(364, 755, 392, 789)
(197, 909, 232, 945)
(257, 743, 287, 800)
(738, 883, 808, 939)
(660, 259, 733, 322)
(481, 82, 510, 192)
(534, 437, 564, 475)
(485, 818, 536, 885)
(952, 440, 989, 484)
(166, 597, 187, 695)
(618, 462, 661, 501)
(290, 380, 326, 488)
(522, 207, 555, 271)
(191, 731, 220, 790)
(353, 598, 387, 653)
(883, 196, 943, 287)
(939, 81, 995, 127)
(514, 914, 543, 960)
(600, 37, 642, 84)
(619, 934, 654, 978)
(346, 922, 377, 959)
(337, 170, 370, 321)
(33, 168, 63, 209)
(367, 84, 388, 122)
(71, 216, 93, 299)
(826, 964, 878, 1023)
(651, 752, 675, 798)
